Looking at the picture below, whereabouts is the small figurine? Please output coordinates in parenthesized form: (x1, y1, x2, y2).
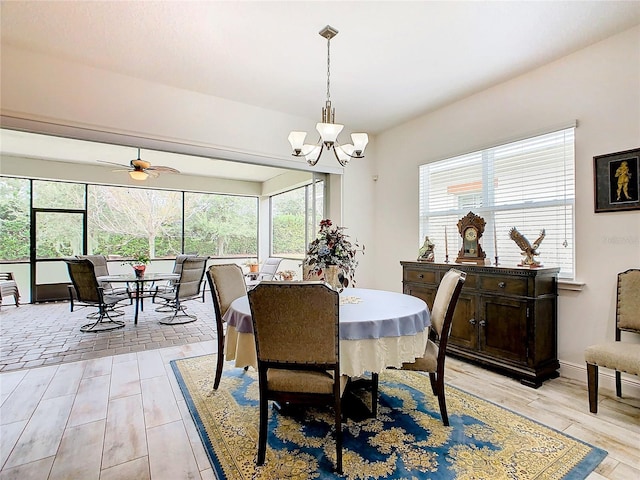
(509, 227, 546, 267)
(417, 236, 436, 262)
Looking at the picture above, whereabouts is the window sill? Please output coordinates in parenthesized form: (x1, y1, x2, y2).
(558, 280, 585, 291)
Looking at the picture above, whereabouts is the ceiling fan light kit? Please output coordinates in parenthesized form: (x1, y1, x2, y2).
(288, 25, 368, 167)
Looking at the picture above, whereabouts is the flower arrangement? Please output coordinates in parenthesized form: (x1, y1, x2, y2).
(304, 219, 364, 288)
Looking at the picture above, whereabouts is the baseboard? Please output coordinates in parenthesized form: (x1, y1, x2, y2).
(559, 360, 640, 398)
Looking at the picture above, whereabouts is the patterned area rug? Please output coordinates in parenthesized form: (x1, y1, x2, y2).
(171, 355, 606, 480)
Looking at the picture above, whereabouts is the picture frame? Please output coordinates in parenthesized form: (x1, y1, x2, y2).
(594, 148, 640, 213)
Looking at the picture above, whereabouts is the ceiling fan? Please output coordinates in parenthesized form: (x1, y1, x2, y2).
(99, 148, 180, 180)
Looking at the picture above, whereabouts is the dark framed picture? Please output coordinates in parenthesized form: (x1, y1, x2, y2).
(594, 148, 640, 213)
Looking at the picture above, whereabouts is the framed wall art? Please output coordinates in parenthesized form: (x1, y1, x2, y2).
(594, 147, 640, 213)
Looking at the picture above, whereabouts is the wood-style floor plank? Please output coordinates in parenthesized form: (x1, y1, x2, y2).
(0, 343, 637, 480)
(48, 419, 105, 480)
(3, 395, 74, 468)
(147, 420, 201, 480)
(102, 394, 147, 470)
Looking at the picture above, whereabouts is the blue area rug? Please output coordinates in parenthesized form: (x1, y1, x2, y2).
(171, 355, 607, 479)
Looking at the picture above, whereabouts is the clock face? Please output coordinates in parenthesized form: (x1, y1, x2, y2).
(464, 228, 478, 241)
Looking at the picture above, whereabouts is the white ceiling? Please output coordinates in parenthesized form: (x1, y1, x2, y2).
(1, 1, 639, 181)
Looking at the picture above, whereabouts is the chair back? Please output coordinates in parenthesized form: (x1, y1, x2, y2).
(173, 254, 195, 275)
(248, 281, 339, 366)
(617, 269, 640, 335)
(207, 264, 247, 319)
(77, 254, 113, 289)
(177, 256, 208, 299)
(66, 258, 102, 304)
(431, 268, 467, 344)
(256, 257, 283, 281)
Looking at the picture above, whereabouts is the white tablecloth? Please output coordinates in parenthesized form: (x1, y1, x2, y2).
(223, 287, 431, 377)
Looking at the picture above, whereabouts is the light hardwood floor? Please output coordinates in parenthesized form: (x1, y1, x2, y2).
(1, 341, 638, 479)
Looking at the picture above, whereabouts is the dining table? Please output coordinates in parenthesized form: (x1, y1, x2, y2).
(97, 272, 180, 324)
(223, 287, 431, 377)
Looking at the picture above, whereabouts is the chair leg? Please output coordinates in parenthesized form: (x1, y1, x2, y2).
(587, 363, 598, 413)
(213, 332, 225, 390)
(80, 306, 125, 332)
(257, 395, 268, 466)
(432, 371, 449, 426)
(371, 372, 379, 418)
(615, 370, 622, 398)
(335, 393, 343, 474)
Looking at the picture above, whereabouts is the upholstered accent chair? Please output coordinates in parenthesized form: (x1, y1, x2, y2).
(65, 258, 127, 332)
(248, 281, 347, 474)
(245, 257, 283, 290)
(584, 269, 640, 413)
(155, 256, 208, 324)
(0, 272, 20, 308)
(206, 263, 248, 390)
(397, 268, 466, 426)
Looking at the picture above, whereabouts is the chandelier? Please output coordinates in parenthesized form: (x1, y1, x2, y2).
(288, 25, 368, 167)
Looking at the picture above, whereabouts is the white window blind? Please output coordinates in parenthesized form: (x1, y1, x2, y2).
(419, 127, 575, 279)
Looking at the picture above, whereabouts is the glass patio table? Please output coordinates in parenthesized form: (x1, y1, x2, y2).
(97, 273, 179, 324)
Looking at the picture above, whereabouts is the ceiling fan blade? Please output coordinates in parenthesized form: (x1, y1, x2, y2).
(98, 159, 129, 168)
(146, 166, 180, 174)
(147, 170, 160, 178)
(111, 168, 132, 173)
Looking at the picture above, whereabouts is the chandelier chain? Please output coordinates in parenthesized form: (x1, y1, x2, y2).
(326, 37, 331, 102)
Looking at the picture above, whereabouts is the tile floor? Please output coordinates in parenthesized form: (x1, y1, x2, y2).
(0, 302, 639, 479)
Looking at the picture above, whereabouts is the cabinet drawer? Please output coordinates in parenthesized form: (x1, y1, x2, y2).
(479, 275, 527, 296)
(404, 268, 437, 285)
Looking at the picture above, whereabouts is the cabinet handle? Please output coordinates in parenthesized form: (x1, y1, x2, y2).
(418, 274, 424, 279)
(479, 320, 486, 327)
(498, 282, 506, 288)
(469, 318, 476, 325)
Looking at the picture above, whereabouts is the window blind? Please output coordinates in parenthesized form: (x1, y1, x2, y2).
(419, 127, 575, 279)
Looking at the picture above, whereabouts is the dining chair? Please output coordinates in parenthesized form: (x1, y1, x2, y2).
(64, 258, 127, 332)
(584, 268, 640, 413)
(244, 257, 283, 290)
(206, 263, 248, 390)
(248, 281, 347, 474)
(397, 268, 466, 426)
(155, 256, 209, 324)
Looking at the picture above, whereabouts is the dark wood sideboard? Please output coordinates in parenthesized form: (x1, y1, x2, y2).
(401, 261, 560, 388)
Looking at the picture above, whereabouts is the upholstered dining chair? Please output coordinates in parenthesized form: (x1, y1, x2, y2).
(154, 256, 209, 324)
(584, 268, 640, 413)
(396, 268, 466, 426)
(244, 257, 283, 290)
(248, 281, 347, 474)
(206, 263, 248, 390)
(64, 258, 127, 332)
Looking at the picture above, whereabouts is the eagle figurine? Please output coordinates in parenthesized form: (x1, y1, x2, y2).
(509, 227, 546, 266)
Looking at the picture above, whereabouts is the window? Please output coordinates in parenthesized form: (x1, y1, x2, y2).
(0, 177, 30, 261)
(271, 179, 325, 259)
(419, 127, 575, 279)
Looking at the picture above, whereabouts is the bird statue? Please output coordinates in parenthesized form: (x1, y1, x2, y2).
(509, 227, 546, 267)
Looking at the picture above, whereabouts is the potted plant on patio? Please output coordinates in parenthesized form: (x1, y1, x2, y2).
(123, 251, 150, 278)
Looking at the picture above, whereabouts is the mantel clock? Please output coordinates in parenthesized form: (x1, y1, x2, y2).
(455, 211, 490, 265)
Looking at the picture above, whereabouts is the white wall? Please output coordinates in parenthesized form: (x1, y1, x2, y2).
(373, 26, 640, 386)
